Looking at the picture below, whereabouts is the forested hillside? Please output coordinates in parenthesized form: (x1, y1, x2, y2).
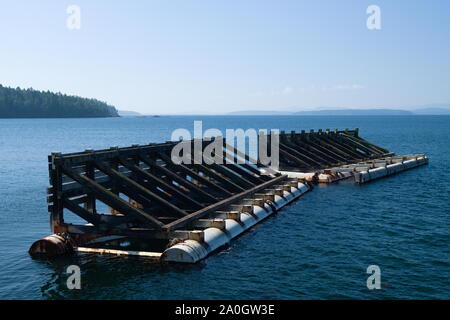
(0, 85, 119, 118)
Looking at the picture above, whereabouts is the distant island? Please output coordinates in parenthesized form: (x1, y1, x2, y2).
(228, 106, 450, 116)
(294, 109, 413, 116)
(118, 110, 162, 117)
(227, 110, 294, 116)
(0, 85, 119, 118)
(118, 110, 142, 117)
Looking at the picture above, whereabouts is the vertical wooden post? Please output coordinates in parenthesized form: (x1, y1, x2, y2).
(50, 152, 64, 233)
(109, 147, 120, 196)
(109, 147, 120, 214)
(84, 149, 96, 213)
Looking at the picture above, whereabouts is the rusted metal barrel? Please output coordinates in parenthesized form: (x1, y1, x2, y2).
(29, 234, 74, 258)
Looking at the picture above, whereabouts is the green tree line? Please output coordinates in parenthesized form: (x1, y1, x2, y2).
(0, 85, 119, 118)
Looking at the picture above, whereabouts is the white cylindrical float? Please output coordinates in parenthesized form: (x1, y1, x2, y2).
(161, 182, 310, 263)
(354, 156, 428, 184)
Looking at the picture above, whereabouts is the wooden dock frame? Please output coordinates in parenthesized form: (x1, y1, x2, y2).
(30, 128, 426, 260)
(261, 128, 393, 173)
(42, 138, 306, 256)
(262, 128, 427, 185)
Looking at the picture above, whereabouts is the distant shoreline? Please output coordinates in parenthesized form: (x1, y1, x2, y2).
(0, 116, 122, 119)
(226, 107, 450, 116)
(117, 107, 450, 117)
(2, 113, 450, 119)
(0, 85, 119, 118)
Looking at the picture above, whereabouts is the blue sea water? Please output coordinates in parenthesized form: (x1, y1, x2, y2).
(0, 115, 448, 300)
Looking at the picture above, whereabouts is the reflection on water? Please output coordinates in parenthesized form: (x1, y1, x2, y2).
(38, 254, 207, 300)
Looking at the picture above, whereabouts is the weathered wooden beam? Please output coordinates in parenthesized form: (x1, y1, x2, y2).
(299, 131, 349, 162)
(84, 150, 97, 213)
(284, 133, 337, 166)
(344, 133, 390, 154)
(320, 134, 366, 159)
(279, 148, 312, 169)
(54, 142, 178, 167)
(293, 135, 345, 164)
(118, 157, 204, 209)
(158, 152, 234, 196)
(62, 166, 164, 228)
(224, 163, 266, 184)
(139, 155, 219, 203)
(309, 136, 358, 160)
(203, 154, 256, 188)
(63, 199, 134, 227)
(288, 141, 332, 166)
(227, 204, 255, 215)
(215, 147, 267, 184)
(49, 153, 64, 232)
(190, 163, 246, 193)
(191, 219, 226, 230)
(63, 198, 102, 226)
(75, 247, 162, 259)
(223, 149, 272, 180)
(94, 161, 189, 217)
(279, 141, 325, 167)
(326, 134, 372, 157)
(339, 133, 384, 155)
(162, 174, 288, 231)
(223, 142, 279, 177)
(214, 211, 242, 221)
(65, 224, 203, 240)
(254, 193, 276, 202)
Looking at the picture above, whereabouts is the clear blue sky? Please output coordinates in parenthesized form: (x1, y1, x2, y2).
(1, 0, 449, 114)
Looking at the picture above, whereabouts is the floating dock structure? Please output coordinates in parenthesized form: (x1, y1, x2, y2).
(30, 140, 311, 263)
(29, 128, 428, 263)
(272, 129, 428, 184)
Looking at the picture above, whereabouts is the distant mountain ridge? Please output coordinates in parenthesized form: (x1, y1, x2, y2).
(412, 107, 450, 115)
(227, 110, 294, 115)
(0, 85, 119, 118)
(294, 109, 413, 115)
(228, 106, 450, 116)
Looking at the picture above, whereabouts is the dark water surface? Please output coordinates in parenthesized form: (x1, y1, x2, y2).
(0, 115, 449, 299)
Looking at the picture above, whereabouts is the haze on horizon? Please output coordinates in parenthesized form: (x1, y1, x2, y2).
(1, 0, 450, 115)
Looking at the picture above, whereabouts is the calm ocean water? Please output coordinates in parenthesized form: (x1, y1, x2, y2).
(0, 115, 449, 300)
